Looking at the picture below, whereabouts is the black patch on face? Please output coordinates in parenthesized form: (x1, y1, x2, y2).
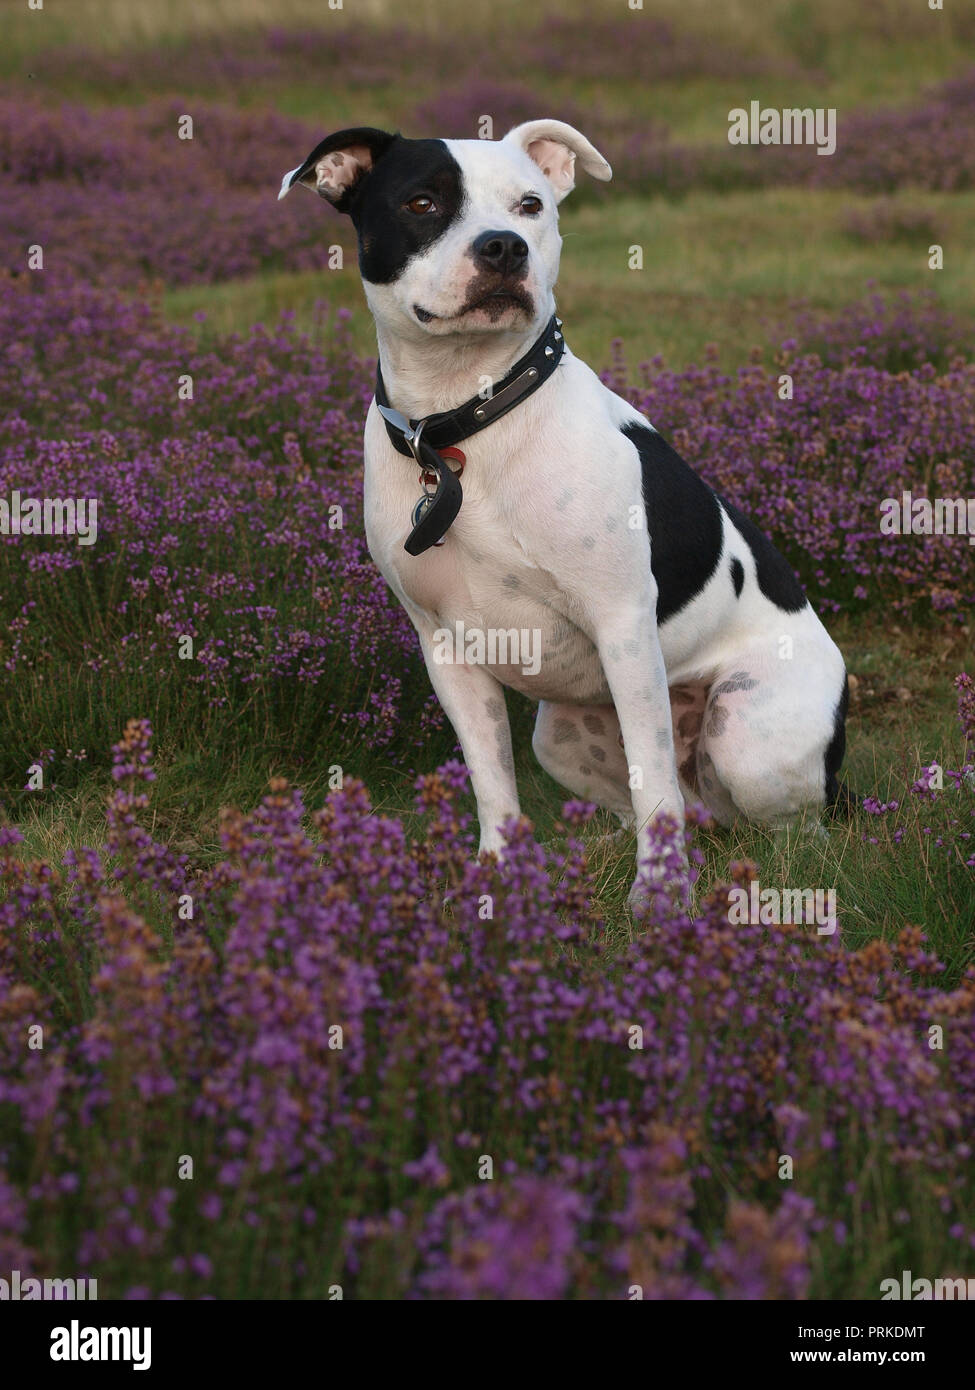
(622, 422, 724, 625)
(824, 673, 849, 803)
(730, 556, 745, 597)
(346, 137, 465, 286)
(717, 497, 807, 613)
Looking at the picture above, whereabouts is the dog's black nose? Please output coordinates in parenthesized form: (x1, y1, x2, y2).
(472, 230, 529, 276)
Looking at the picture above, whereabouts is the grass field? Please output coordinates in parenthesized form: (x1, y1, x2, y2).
(164, 187, 975, 369)
(1, 0, 973, 1303)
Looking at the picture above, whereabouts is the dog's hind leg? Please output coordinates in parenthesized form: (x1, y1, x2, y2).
(532, 701, 634, 824)
(694, 641, 848, 830)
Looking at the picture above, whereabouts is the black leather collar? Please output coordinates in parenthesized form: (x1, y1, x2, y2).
(375, 313, 565, 457)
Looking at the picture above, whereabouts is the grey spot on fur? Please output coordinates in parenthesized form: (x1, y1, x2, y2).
(553, 718, 580, 745)
(623, 639, 640, 658)
(502, 575, 521, 590)
(579, 763, 593, 776)
(495, 726, 514, 772)
(605, 515, 618, 533)
(485, 698, 506, 722)
(712, 671, 759, 696)
(582, 534, 596, 550)
(706, 703, 730, 738)
(582, 713, 605, 736)
(698, 750, 716, 791)
(589, 744, 606, 763)
(656, 728, 671, 750)
(556, 489, 575, 511)
(607, 644, 622, 662)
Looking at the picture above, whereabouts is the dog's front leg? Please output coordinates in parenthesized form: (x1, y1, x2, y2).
(413, 620, 520, 856)
(590, 594, 689, 908)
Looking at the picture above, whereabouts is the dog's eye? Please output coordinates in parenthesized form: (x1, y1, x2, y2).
(519, 194, 544, 215)
(405, 195, 436, 214)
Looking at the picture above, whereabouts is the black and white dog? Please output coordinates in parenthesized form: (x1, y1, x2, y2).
(280, 119, 848, 908)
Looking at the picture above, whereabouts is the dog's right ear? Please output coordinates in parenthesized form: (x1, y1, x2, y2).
(278, 127, 396, 211)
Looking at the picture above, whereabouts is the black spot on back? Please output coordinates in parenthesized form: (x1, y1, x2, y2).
(718, 496, 807, 613)
(824, 673, 849, 803)
(348, 137, 465, 285)
(730, 556, 745, 597)
(622, 422, 724, 625)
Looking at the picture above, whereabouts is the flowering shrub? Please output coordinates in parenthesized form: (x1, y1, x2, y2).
(0, 277, 425, 782)
(957, 674, 975, 749)
(411, 81, 588, 142)
(0, 97, 346, 288)
(27, 18, 786, 102)
(610, 66, 975, 196)
(786, 290, 971, 373)
(802, 65, 975, 194)
(1, 720, 972, 1297)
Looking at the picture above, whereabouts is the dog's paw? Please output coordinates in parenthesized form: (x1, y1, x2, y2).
(627, 854, 692, 922)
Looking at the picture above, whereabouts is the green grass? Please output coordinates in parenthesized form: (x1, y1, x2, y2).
(165, 188, 975, 371)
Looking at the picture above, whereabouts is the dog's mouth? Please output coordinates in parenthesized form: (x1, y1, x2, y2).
(413, 285, 534, 326)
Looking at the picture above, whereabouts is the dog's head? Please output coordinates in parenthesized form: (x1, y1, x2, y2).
(279, 120, 611, 339)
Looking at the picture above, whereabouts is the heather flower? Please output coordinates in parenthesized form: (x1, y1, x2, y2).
(413, 1178, 586, 1299)
(956, 674, 975, 748)
(0, 730, 973, 1297)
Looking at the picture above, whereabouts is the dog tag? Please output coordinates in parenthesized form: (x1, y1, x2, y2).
(376, 405, 465, 554)
(404, 445, 464, 555)
(411, 494, 445, 546)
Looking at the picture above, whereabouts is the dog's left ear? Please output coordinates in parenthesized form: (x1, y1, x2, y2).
(278, 127, 396, 211)
(502, 119, 612, 203)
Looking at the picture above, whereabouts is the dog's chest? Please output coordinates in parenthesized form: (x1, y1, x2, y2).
(416, 521, 611, 701)
(367, 450, 614, 702)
